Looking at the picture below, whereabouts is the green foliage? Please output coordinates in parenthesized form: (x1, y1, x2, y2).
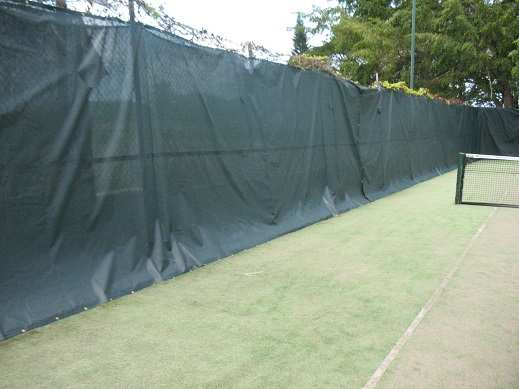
(332, 17, 404, 84)
(312, 0, 519, 107)
(380, 81, 431, 97)
(377, 81, 465, 104)
(287, 55, 464, 104)
(292, 13, 309, 55)
(511, 38, 519, 80)
(287, 55, 465, 104)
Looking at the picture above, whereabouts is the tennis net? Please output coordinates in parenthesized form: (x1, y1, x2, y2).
(455, 153, 519, 207)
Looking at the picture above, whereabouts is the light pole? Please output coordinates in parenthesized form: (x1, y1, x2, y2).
(410, 0, 416, 89)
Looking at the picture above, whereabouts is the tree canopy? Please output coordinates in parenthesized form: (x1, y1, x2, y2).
(309, 0, 519, 107)
(293, 13, 310, 55)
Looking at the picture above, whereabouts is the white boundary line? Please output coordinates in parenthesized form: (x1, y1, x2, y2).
(362, 207, 498, 389)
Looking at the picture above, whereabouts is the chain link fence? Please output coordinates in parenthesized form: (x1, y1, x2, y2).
(26, 0, 287, 62)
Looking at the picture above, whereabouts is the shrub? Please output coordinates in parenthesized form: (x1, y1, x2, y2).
(288, 54, 342, 79)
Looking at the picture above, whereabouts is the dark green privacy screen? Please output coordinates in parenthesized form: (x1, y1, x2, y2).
(1, 1, 518, 340)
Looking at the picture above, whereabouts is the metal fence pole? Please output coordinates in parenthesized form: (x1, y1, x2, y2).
(129, 0, 157, 252)
(410, 0, 416, 89)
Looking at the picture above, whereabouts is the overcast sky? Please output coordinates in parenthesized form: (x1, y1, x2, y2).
(156, 0, 335, 56)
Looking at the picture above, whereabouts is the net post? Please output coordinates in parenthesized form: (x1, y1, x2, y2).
(455, 153, 466, 204)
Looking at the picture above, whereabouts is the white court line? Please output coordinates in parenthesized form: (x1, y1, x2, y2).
(362, 207, 498, 389)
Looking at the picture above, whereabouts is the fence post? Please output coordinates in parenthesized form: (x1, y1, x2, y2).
(455, 153, 466, 204)
(129, 0, 157, 254)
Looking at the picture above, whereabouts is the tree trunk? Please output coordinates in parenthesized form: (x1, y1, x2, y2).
(501, 81, 514, 108)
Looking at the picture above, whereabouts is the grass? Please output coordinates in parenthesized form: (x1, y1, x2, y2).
(379, 206, 519, 388)
(0, 172, 493, 388)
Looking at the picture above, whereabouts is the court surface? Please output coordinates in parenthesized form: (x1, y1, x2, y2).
(379, 205, 519, 388)
(1, 171, 517, 388)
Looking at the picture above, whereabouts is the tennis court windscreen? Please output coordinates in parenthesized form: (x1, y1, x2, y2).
(455, 153, 519, 207)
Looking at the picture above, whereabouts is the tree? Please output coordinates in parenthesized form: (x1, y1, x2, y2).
(293, 13, 309, 55)
(311, 0, 519, 107)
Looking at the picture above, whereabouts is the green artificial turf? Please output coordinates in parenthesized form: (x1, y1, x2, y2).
(379, 206, 519, 389)
(0, 172, 493, 388)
